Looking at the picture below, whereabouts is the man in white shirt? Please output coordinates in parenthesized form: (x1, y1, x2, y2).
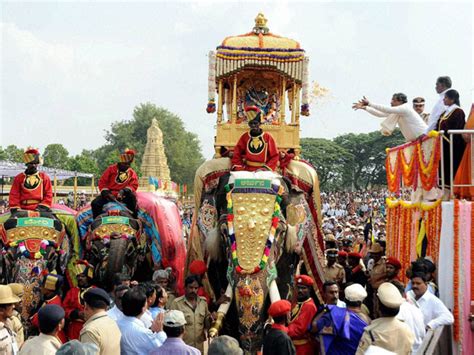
(117, 288, 166, 355)
(107, 285, 129, 321)
(391, 281, 426, 353)
(406, 273, 454, 330)
(353, 93, 427, 142)
(426, 76, 453, 133)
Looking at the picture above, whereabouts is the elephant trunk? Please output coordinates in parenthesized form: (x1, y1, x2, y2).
(105, 237, 128, 286)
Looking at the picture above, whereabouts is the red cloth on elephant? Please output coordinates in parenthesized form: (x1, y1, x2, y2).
(9, 172, 53, 210)
(31, 295, 67, 343)
(231, 132, 279, 171)
(63, 286, 94, 340)
(288, 298, 317, 355)
(98, 164, 139, 196)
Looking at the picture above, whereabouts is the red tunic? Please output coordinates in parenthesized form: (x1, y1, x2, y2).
(288, 298, 317, 355)
(231, 131, 279, 171)
(30, 295, 67, 343)
(98, 164, 139, 197)
(9, 172, 53, 210)
(63, 286, 94, 340)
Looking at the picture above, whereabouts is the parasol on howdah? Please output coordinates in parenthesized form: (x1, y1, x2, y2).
(187, 13, 326, 352)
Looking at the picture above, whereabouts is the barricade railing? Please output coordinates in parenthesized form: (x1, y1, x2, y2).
(447, 129, 474, 199)
(384, 130, 474, 201)
(417, 325, 453, 355)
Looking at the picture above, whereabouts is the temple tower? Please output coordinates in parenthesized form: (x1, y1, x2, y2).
(139, 118, 171, 189)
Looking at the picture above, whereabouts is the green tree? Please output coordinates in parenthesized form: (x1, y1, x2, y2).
(67, 150, 100, 185)
(98, 102, 204, 189)
(0, 145, 23, 162)
(43, 144, 70, 169)
(300, 138, 353, 190)
(334, 130, 405, 189)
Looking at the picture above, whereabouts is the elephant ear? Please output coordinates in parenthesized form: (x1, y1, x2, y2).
(205, 226, 222, 262)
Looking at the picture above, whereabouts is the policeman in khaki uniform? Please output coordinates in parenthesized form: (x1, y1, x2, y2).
(170, 275, 212, 354)
(0, 286, 20, 355)
(7, 284, 24, 347)
(323, 249, 346, 286)
(80, 288, 121, 355)
(367, 243, 386, 289)
(356, 283, 415, 355)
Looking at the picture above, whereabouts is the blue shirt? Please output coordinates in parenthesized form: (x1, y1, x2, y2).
(150, 337, 200, 355)
(117, 316, 166, 355)
(317, 306, 367, 355)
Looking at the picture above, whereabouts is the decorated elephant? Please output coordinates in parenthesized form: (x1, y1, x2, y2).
(188, 161, 326, 353)
(76, 192, 186, 293)
(0, 206, 78, 326)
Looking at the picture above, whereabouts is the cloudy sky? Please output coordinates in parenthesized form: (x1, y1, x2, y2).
(1, 0, 473, 160)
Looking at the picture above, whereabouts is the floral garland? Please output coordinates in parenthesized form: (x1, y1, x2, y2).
(400, 146, 417, 187)
(300, 57, 310, 116)
(385, 150, 400, 192)
(207, 51, 216, 113)
(453, 200, 460, 342)
(385, 131, 440, 192)
(418, 135, 441, 190)
(226, 185, 284, 274)
(7, 239, 63, 259)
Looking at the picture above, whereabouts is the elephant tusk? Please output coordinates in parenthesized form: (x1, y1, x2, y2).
(209, 284, 233, 337)
(269, 280, 281, 303)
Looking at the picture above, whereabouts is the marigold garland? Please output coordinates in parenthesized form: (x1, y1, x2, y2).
(453, 200, 460, 342)
(418, 138, 441, 191)
(385, 151, 400, 192)
(400, 145, 418, 187)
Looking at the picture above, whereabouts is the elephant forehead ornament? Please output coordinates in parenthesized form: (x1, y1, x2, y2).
(226, 173, 284, 274)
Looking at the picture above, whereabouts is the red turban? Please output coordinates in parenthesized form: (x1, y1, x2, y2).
(296, 275, 314, 287)
(268, 300, 291, 318)
(337, 251, 348, 257)
(348, 252, 363, 259)
(386, 257, 402, 270)
(189, 260, 207, 275)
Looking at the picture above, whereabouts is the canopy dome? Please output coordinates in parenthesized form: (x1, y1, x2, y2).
(214, 13, 306, 82)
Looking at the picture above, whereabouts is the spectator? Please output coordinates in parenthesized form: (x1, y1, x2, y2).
(80, 288, 121, 355)
(153, 268, 176, 307)
(138, 282, 157, 329)
(209, 335, 243, 355)
(313, 283, 369, 354)
(426, 76, 453, 133)
(107, 285, 130, 321)
(406, 273, 454, 330)
(7, 283, 24, 347)
(150, 310, 200, 355)
(150, 285, 168, 319)
(385, 257, 404, 289)
(0, 286, 20, 355)
(117, 288, 166, 355)
(263, 300, 295, 355)
(391, 281, 426, 353)
(19, 304, 64, 355)
(356, 283, 414, 354)
(321, 281, 346, 308)
(170, 275, 212, 354)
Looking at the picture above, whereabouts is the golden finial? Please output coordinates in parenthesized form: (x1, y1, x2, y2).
(253, 13, 269, 34)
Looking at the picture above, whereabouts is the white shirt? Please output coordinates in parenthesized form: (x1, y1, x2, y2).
(407, 290, 454, 329)
(117, 316, 166, 355)
(397, 301, 426, 353)
(426, 89, 450, 133)
(140, 309, 153, 329)
(107, 305, 124, 322)
(366, 102, 427, 142)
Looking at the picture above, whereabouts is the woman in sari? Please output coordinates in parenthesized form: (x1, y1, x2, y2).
(437, 89, 466, 190)
(454, 104, 474, 199)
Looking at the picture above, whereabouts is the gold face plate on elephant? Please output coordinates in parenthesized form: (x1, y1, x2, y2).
(6, 217, 64, 245)
(232, 191, 276, 272)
